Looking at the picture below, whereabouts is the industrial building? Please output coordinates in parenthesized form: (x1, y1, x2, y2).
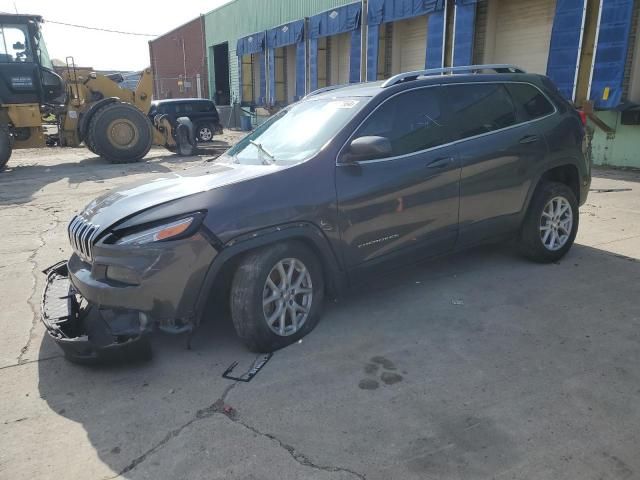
(148, 0, 640, 168)
(149, 16, 209, 100)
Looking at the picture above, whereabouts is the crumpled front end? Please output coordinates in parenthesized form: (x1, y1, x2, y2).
(42, 262, 152, 363)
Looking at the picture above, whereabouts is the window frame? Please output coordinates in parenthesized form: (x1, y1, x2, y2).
(337, 81, 557, 165)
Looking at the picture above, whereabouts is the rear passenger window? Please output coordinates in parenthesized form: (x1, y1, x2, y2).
(355, 87, 449, 157)
(199, 102, 215, 112)
(506, 83, 555, 120)
(444, 84, 517, 140)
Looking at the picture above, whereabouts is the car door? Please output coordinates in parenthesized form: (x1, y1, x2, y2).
(335, 86, 461, 272)
(442, 82, 549, 247)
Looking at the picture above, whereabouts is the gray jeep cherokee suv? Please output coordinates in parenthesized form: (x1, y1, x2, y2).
(42, 65, 590, 362)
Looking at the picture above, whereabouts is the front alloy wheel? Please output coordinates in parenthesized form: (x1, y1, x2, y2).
(230, 242, 324, 352)
(262, 258, 313, 336)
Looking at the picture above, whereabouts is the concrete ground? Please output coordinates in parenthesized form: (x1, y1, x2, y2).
(1, 141, 639, 480)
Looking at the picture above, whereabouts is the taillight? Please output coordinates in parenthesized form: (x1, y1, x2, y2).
(577, 109, 587, 126)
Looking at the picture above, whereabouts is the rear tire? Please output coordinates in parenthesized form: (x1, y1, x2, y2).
(196, 122, 215, 143)
(86, 102, 153, 163)
(230, 242, 325, 352)
(0, 123, 12, 170)
(518, 181, 579, 263)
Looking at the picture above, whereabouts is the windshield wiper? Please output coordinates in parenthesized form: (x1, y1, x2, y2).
(249, 140, 276, 165)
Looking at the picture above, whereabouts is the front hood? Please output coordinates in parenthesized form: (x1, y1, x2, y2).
(77, 161, 282, 233)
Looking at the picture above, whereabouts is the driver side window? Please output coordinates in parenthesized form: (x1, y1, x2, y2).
(0, 24, 33, 63)
(355, 87, 449, 158)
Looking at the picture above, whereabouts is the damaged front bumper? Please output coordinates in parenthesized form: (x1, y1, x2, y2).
(41, 262, 152, 363)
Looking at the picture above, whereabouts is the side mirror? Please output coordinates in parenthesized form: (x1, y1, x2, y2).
(343, 136, 392, 163)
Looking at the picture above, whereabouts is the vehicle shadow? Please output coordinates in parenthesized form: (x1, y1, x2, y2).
(35, 243, 640, 479)
(0, 145, 230, 206)
(592, 166, 640, 184)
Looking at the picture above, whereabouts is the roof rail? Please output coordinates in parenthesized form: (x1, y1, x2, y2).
(304, 83, 351, 99)
(381, 64, 526, 88)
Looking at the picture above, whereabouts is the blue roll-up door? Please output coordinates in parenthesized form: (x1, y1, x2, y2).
(259, 52, 266, 105)
(309, 2, 362, 89)
(309, 38, 319, 91)
(546, 0, 587, 101)
(452, 0, 478, 67)
(367, 0, 445, 80)
(267, 49, 276, 105)
(350, 29, 362, 83)
(295, 42, 306, 99)
(589, 0, 635, 108)
(426, 8, 446, 68)
(266, 20, 305, 104)
(236, 32, 266, 106)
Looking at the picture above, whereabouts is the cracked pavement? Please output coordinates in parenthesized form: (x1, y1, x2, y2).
(1, 144, 640, 480)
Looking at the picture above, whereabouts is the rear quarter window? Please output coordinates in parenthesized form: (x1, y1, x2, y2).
(506, 83, 555, 121)
(196, 101, 215, 112)
(444, 84, 517, 140)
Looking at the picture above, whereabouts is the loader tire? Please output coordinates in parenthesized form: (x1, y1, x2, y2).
(0, 123, 12, 170)
(87, 102, 153, 163)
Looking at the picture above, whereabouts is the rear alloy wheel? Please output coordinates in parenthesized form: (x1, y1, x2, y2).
(539, 196, 573, 251)
(87, 102, 153, 163)
(0, 123, 11, 170)
(197, 123, 214, 142)
(230, 242, 324, 352)
(518, 181, 579, 263)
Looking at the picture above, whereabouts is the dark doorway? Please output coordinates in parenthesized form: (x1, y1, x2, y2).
(213, 43, 230, 105)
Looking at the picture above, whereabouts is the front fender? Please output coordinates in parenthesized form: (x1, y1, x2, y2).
(193, 222, 347, 325)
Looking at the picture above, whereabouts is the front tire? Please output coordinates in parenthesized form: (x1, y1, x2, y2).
(87, 102, 153, 163)
(518, 181, 579, 263)
(0, 123, 12, 170)
(230, 242, 325, 352)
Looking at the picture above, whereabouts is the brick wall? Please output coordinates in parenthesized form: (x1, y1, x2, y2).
(149, 16, 208, 99)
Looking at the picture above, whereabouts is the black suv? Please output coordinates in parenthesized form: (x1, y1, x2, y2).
(43, 65, 590, 362)
(148, 98, 223, 142)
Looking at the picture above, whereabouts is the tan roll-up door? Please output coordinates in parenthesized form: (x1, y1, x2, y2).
(391, 15, 428, 75)
(488, 0, 556, 74)
(329, 32, 351, 85)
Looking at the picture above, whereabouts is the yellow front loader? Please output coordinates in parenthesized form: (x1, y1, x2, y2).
(0, 14, 195, 170)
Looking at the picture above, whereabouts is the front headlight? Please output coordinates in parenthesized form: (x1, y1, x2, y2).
(115, 217, 196, 246)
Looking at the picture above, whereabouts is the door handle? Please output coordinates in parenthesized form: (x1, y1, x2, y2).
(519, 134, 540, 144)
(426, 157, 454, 169)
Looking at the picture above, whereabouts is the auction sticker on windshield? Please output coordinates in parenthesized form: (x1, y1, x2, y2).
(328, 100, 360, 109)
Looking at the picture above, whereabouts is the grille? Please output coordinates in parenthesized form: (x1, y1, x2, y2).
(68, 215, 99, 263)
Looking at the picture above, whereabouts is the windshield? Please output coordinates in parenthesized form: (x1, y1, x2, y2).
(227, 97, 367, 165)
(33, 28, 53, 69)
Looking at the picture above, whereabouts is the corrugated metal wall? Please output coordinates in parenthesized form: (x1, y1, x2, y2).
(204, 0, 356, 103)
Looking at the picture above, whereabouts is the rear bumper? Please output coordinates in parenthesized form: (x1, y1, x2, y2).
(41, 262, 151, 363)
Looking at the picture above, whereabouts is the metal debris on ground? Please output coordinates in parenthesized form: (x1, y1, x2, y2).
(222, 353, 273, 382)
(590, 188, 632, 193)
